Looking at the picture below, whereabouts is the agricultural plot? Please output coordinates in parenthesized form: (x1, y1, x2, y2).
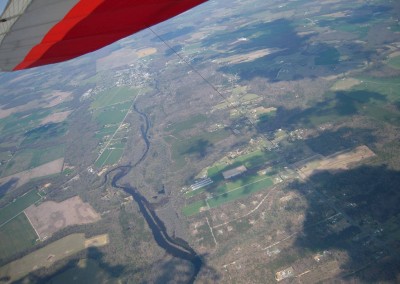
(90, 87, 139, 109)
(0, 189, 41, 226)
(1, 145, 64, 177)
(94, 140, 126, 168)
(186, 149, 278, 198)
(0, 158, 64, 191)
(0, 213, 37, 262)
(183, 174, 275, 216)
(92, 88, 138, 168)
(388, 56, 400, 69)
(25, 195, 101, 240)
(207, 177, 274, 207)
(93, 101, 132, 126)
(296, 145, 375, 179)
(208, 149, 278, 182)
(166, 114, 207, 136)
(0, 233, 109, 283)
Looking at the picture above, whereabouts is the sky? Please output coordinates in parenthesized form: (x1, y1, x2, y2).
(0, 0, 8, 16)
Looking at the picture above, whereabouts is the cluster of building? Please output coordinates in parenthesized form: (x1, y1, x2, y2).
(222, 165, 247, 180)
(190, 178, 213, 191)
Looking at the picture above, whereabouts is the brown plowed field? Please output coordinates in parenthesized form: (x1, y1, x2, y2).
(24, 196, 100, 240)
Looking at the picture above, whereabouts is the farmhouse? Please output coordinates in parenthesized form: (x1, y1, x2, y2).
(222, 165, 247, 179)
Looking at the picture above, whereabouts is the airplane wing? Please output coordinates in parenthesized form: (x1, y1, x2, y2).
(0, 0, 207, 71)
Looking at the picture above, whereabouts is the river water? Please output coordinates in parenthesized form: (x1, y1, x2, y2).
(103, 103, 203, 283)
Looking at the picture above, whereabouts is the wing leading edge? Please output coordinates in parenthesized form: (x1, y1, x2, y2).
(0, 0, 207, 71)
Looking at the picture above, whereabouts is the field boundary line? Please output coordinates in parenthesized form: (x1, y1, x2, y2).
(92, 99, 133, 110)
(95, 90, 142, 164)
(99, 148, 114, 168)
(361, 79, 400, 85)
(24, 211, 40, 240)
(0, 211, 24, 228)
(0, 190, 43, 228)
(206, 217, 218, 246)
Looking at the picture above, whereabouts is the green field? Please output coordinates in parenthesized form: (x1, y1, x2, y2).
(0, 109, 51, 137)
(91, 87, 139, 109)
(0, 189, 41, 225)
(208, 149, 278, 182)
(0, 233, 87, 282)
(0, 213, 37, 262)
(387, 56, 400, 70)
(2, 145, 64, 177)
(182, 200, 207, 216)
(94, 126, 119, 139)
(183, 176, 274, 216)
(93, 101, 131, 126)
(92, 97, 133, 168)
(185, 149, 278, 198)
(105, 148, 124, 165)
(166, 114, 207, 135)
(94, 149, 112, 168)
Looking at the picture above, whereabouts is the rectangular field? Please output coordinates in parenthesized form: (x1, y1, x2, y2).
(2, 145, 64, 177)
(0, 233, 109, 282)
(166, 114, 207, 135)
(0, 158, 64, 192)
(297, 145, 375, 179)
(0, 213, 37, 262)
(207, 177, 274, 208)
(0, 234, 85, 281)
(93, 101, 131, 126)
(25, 195, 100, 240)
(91, 87, 138, 109)
(0, 189, 41, 226)
(183, 177, 274, 216)
(208, 149, 278, 182)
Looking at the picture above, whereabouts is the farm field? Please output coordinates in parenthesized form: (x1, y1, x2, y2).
(0, 109, 51, 136)
(207, 149, 278, 182)
(296, 145, 375, 179)
(25, 195, 101, 240)
(0, 189, 41, 226)
(93, 101, 132, 126)
(185, 149, 279, 199)
(0, 213, 37, 263)
(387, 55, 400, 70)
(91, 88, 139, 169)
(165, 114, 207, 136)
(95, 146, 125, 168)
(183, 175, 274, 216)
(90, 87, 139, 109)
(0, 158, 64, 191)
(0, 233, 109, 282)
(1, 145, 64, 177)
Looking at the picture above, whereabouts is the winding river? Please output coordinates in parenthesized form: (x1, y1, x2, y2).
(103, 103, 203, 283)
